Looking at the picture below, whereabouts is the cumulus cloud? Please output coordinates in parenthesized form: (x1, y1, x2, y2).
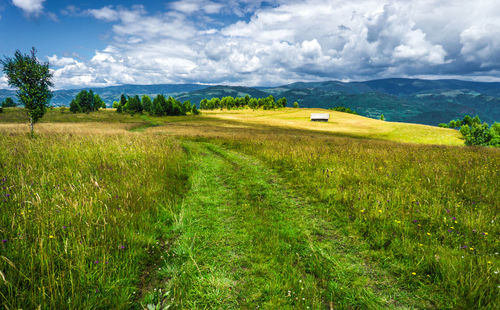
(460, 23, 500, 67)
(11, 0, 45, 16)
(45, 0, 500, 88)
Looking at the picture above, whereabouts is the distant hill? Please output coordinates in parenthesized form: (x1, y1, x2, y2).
(262, 79, 500, 125)
(0, 84, 207, 109)
(1, 78, 499, 126)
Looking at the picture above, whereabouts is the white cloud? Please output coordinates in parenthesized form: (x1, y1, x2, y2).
(0, 75, 9, 88)
(170, 0, 224, 15)
(46, 12, 58, 22)
(11, 0, 45, 16)
(45, 0, 500, 88)
(61, 5, 80, 16)
(87, 5, 120, 22)
(460, 23, 500, 66)
(47, 55, 79, 67)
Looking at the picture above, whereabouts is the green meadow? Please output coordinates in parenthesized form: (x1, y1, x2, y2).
(0, 107, 498, 309)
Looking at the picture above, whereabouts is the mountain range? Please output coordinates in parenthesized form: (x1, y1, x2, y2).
(1, 78, 499, 126)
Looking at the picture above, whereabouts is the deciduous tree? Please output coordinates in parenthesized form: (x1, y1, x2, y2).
(1, 47, 53, 136)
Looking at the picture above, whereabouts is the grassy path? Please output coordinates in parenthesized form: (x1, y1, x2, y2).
(149, 141, 416, 309)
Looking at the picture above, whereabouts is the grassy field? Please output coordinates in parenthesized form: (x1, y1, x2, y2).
(0, 108, 498, 309)
(0, 107, 463, 145)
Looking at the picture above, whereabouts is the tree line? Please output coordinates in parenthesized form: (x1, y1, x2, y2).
(440, 115, 499, 147)
(329, 106, 358, 115)
(113, 94, 200, 116)
(199, 95, 298, 110)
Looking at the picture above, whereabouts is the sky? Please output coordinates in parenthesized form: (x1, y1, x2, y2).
(1, 0, 500, 89)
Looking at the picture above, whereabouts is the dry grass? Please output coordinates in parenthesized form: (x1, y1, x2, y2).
(0, 122, 138, 135)
(200, 108, 464, 145)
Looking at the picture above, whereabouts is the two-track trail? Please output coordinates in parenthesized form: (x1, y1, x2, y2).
(153, 141, 414, 309)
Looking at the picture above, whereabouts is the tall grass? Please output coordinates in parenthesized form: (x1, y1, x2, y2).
(200, 133, 499, 308)
(0, 128, 189, 308)
(147, 113, 498, 307)
(0, 109, 498, 308)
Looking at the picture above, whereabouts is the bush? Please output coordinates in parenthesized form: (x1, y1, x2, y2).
(455, 117, 499, 147)
(2, 97, 16, 107)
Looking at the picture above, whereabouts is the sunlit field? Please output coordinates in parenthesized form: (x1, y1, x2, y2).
(201, 108, 464, 146)
(0, 108, 498, 309)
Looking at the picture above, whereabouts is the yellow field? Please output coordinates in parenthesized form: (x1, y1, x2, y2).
(200, 108, 464, 146)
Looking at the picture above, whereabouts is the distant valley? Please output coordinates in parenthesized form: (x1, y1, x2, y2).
(1, 78, 499, 126)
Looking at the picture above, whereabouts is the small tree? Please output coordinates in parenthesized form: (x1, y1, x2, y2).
(93, 93, 105, 110)
(277, 97, 287, 108)
(380, 114, 385, 121)
(293, 101, 299, 108)
(126, 95, 143, 115)
(69, 98, 81, 113)
(462, 115, 473, 126)
(117, 94, 127, 113)
(472, 115, 481, 125)
(142, 95, 152, 113)
(1, 47, 53, 136)
(2, 97, 16, 107)
(192, 103, 200, 115)
(199, 98, 208, 110)
(182, 100, 192, 114)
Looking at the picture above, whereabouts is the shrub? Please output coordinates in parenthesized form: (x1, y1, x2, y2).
(2, 97, 16, 107)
